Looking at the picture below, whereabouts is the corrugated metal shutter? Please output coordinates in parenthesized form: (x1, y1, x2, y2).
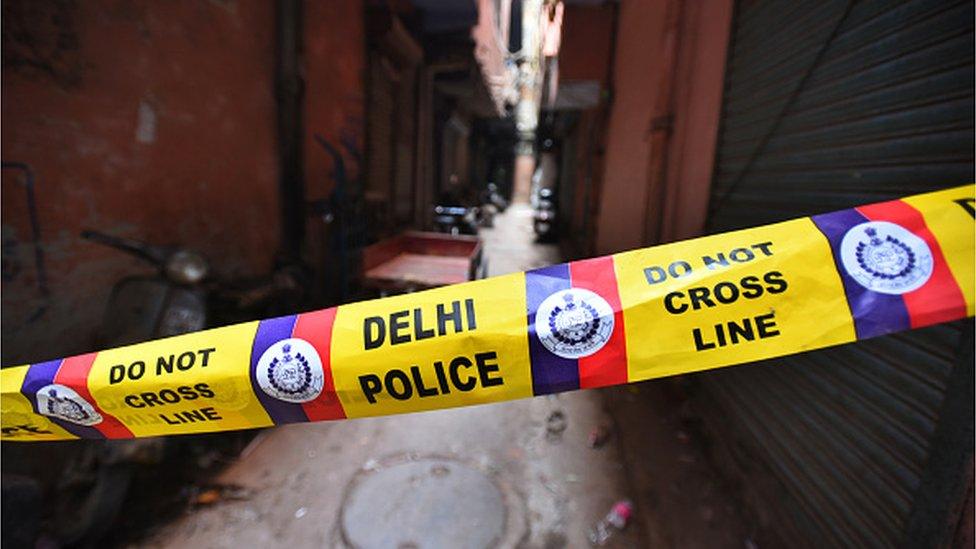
(701, 0, 973, 546)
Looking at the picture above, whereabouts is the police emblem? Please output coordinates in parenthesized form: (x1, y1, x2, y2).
(256, 338, 325, 403)
(535, 288, 615, 359)
(35, 384, 103, 426)
(840, 221, 933, 295)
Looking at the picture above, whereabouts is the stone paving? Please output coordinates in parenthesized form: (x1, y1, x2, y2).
(139, 204, 645, 548)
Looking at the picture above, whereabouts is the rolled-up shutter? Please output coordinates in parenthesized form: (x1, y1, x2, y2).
(699, 0, 974, 546)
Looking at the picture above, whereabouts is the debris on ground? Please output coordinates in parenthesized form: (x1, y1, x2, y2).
(676, 430, 691, 444)
(239, 431, 270, 460)
(588, 423, 612, 448)
(587, 499, 633, 546)
(189, 484, 253, 507)
(195, 488, 221, 506)
(700, 505, 715, 523)
(546, 410, 567, 441)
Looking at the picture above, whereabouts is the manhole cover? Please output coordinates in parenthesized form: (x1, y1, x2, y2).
(340, 457, 507, 549)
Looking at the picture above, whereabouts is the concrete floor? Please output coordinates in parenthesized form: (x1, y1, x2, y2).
(136, 205, 749, 549)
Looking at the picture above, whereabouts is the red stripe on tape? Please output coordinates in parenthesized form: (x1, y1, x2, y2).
(55, 353, 134, 438)
(570, 256, 629, 389)
(293, 308, 346, 421)
(856, 200, 967, 329)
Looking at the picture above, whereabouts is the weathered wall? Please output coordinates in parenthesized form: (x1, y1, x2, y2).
(592, 0, 731, 254)
(1, 0, 365, 365)
(305, 2, 365, 181)
(472, 0, 513, 115)
(302, 1, 366, 288)
(593, 0, 666, 254)
(556, 4, 615, 258)
(559, 4, 614, 83)
(656, 0, 732, 243)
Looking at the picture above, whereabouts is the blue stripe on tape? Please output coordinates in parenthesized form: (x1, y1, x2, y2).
(812, 208, 911, 339)
(526, 263, 579, 395)
(249, 315, 309, 424)
(21, 360, 104, 439)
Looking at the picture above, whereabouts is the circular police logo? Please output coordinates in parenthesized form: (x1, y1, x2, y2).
(256, 338, 324, 403)
(35, 384, 103, 426)
(535, 288, 615, 359)
(840, 221, 933, 295)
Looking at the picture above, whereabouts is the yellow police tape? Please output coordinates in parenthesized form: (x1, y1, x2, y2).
(3, 185, 973, 441)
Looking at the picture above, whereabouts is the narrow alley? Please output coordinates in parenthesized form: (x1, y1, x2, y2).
(132, 205, 752, 549)
(3, 2, 972, 548)
(136, 205, 640, 548)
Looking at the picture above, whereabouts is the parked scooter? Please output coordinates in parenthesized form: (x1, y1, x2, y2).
(82, 230, 209, 344)
(533, 187, 557, 241)
(83, 230, 307, 332)
(477, 182, 509, 228)
(432, 205, 480, 235)
(42, 230, 214, 545)
(43, 231, 303, 546)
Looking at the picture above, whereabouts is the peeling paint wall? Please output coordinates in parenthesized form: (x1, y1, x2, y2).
(592, 0, 731, 255)
(302, 1, 366, 295)
(472, 0, 514, 115)
(1, 0, 365, 365)
(559, 4, 614, 84)
(556, 4, 615, 258)
(592, 0, 666, 255)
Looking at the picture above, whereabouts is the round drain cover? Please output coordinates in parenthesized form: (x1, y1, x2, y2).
(341, 458, 506, 549)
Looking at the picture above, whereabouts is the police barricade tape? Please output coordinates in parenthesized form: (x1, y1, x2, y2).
(2, 185, 973, 441)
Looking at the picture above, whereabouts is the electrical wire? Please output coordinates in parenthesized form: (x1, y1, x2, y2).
(706, 0, 857, 224)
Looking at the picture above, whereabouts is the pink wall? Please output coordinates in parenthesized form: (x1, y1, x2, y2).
(659, 0, 733, 243)
(592, 0, 732, 254)
(472, 0, 512, 115)
(305, 1, 366, 203)
(594, 0, 668, 255)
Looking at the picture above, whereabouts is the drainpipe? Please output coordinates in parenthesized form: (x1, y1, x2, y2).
(511, 0, 543, 204)
(275, 0, 305, 262)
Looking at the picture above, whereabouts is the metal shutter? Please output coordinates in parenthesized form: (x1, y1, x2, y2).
(700, 0, 974, 546)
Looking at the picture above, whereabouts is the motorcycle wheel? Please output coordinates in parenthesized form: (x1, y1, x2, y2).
(53, 450, 133, 547)
(1, 475, 42, 549)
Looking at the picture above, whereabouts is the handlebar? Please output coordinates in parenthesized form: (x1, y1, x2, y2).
(433, 206, 471, 216)
(80, 230, 169, 266)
